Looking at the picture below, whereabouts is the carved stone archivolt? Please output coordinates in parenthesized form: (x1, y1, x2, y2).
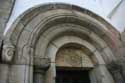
(1, 3, 120, 83)
(2, 43, 15, 62)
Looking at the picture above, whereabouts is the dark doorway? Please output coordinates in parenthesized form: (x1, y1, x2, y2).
(56, 68, 90, 83)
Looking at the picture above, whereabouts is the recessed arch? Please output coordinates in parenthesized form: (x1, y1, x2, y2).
(4, 3, 119, 50)
(46, 35, 105, 64)
(55, 43, 94, 67)
(35, 24, 115, 64)
(2, 3, 121, 83)
(45, 35, 114, 83)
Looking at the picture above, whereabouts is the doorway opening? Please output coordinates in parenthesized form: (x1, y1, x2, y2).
(56, 67, 91, 83)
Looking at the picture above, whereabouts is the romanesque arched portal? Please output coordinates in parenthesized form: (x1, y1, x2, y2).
(1, 3, 124, 83)
(55, 44, 94, 83)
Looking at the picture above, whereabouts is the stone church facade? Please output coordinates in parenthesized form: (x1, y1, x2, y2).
(0, 0, 125, 83)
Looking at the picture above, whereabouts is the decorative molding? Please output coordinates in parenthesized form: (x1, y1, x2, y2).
(34, 57, 50, 70)
(2, 43, 15, 62)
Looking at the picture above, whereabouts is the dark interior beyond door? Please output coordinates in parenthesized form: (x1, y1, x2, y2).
(56, 68, 90, 83)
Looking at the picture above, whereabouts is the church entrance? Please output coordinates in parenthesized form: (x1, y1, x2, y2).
(55, 45, 93, 83)
(56, 67, 90, 83)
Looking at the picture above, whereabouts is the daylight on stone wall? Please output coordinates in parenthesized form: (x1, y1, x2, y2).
(0, 0, 125, 83)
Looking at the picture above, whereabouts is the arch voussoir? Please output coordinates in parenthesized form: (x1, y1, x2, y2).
(2, 3, 122, 83)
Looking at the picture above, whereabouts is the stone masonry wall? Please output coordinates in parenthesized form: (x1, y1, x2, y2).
(0, 0, 15, 43)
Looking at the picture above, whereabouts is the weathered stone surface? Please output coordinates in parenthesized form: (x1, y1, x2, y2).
(0, 0, 15, 34)
(8, 65, 32, 83)
(0, 3, 124, 83)
(34, 57, 50, 70)
(0, 64, 9, 83)
(94, 51, 105, 65)
(56, 46, 94, 67)
(121, 30, 125, 43)
(94, 65, 114, 83)
(45, 63, 56, 83)
(2, 43, 15, 62)
(107, 61, 125, 83)
(0, 0, 15, 58)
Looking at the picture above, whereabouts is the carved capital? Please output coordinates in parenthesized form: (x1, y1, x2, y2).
(34, 68, 45, 74)
(2, 43, 15, 62)
(34, 57, 50, 70)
